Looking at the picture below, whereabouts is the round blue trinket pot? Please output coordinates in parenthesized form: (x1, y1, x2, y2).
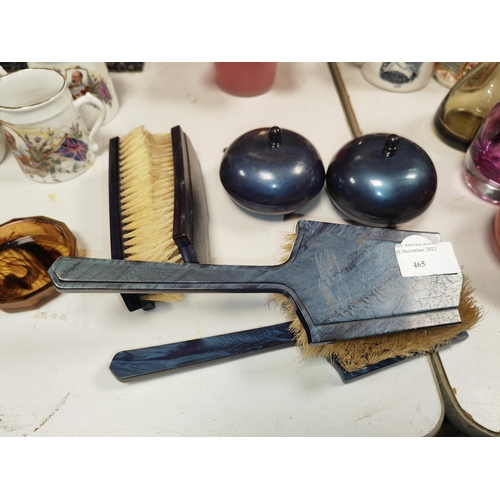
(220, 126, 325, 215)
(326, 133, 437, 226)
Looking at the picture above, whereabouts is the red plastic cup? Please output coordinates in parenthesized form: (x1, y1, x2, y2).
(214, 62, 278, 97)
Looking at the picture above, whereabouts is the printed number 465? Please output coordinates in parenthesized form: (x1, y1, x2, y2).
(413, 261, 426, 268)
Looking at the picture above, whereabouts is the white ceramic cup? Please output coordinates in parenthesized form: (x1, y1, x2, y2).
(27, 62, 119, 125)
(361, 62, 434, 92)
(0, 68, 106, 183)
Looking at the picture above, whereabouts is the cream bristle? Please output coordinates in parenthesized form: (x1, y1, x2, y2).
(118, 126, 184, 303)
(269, 231, 483, 372)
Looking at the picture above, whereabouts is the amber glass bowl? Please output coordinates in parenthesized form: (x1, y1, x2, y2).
(0, 216, 77, 312)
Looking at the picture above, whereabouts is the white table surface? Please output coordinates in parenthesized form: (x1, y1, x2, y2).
(0, 62, 446, 436)
(337, 62, 500, 435)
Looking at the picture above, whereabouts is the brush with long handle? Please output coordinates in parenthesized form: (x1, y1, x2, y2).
(50, 220, 464, 344)
(106, 228, 477, 380)
(108, 323, 469, 381)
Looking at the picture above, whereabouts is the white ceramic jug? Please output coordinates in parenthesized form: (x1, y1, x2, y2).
(27, 62, 119, 125)
(0, 68, 106, 183)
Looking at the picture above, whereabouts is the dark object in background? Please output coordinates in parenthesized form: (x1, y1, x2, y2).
(0, 62, 28, 72)
(0, 63, 144, 73)
(106, 63, 144, 72)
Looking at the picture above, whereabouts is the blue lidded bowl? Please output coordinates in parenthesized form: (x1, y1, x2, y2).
(220, 126, 325, 215)
(326, 133, 437, 227)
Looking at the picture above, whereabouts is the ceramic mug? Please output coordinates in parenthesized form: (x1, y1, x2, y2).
(27, 62, 119, 125)
(0, 68, 106, 183)
(361, 62, 434, 92)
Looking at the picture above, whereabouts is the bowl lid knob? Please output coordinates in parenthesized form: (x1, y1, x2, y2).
(383, 134, 399, 157)
(268, 126, 282, 148)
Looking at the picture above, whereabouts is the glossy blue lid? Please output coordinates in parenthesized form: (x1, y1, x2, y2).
(220, 126, 325, 215)
(326, 133, 437, 226)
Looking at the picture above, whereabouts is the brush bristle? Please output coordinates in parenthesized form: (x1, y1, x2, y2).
(119, 126, 183, 303)
(269, 231, 483, 372)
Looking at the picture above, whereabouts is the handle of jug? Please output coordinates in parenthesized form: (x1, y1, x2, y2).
(72, 93, 106, 152)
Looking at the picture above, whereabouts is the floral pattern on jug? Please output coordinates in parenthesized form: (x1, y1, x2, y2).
(1, 122, 93, 182)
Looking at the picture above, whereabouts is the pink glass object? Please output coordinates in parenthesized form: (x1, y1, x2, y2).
(464, 100, 500, 204)
(214, 63, 277, 97)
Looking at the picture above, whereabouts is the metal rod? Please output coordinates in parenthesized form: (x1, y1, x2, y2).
(328, 62, 363, 139)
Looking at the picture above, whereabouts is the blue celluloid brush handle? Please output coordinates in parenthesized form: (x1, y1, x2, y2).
(109, 322, 295, 380)
(109, 325, 470, 381)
